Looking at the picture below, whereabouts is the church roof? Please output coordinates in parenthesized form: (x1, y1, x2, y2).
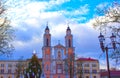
(54, 43, 65, 48)
(45, 26, 49, 30)
(67, 26, 71, 31)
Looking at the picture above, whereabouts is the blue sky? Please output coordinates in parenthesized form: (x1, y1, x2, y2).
(1, 0, 119, 69)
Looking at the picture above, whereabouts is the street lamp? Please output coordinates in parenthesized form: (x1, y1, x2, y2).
(110, 33, 116, 50)
(98, 33, 116, 78)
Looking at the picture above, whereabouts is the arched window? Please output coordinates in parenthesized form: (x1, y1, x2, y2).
(46, 38, 49, 46)
(46, 65, 49, 71)
(58, 51, 61, 58)
(68, 39, 71, 47)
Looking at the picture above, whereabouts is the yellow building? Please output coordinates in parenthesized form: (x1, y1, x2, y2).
(0, 57, 100, 78)
(76, 57, 100, 78)
(0, 58, 42, 78)
(0, 60, 27, 78)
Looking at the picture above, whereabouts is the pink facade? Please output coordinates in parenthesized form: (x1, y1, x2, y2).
(41, 26, 75, 78)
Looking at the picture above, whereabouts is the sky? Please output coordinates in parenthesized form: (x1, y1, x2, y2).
(1, 0, 119, 69)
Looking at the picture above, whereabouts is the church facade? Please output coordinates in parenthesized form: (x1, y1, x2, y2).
(42, 25, 76, 78)
(0, 25, 100, 78)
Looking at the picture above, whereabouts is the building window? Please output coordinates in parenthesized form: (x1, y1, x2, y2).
(78, 70, 82, 73)
(8, 64, 12, 67)
(58, 51, 61, 58)
(84, 70, 89, 73)
(93, 76, 96, 78)
(8, 69, 12, 74)
(78, 63, 82, 67)
(1, 64, 4, 67)
(84, 64, 89, 67)
(1, 69, 4, 74)
(68, 39, 71, 47)
(16, 64, 18, 67)
(46, 38, 49, 46)
(57, 64, 62, 74)
(92, 70, 97, 74)
(86, 76, 89, 78)
(46, 65, 49, 71)
(92, 64, 97, 67)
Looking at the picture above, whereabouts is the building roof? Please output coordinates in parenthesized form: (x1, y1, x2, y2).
(45, 26, 49, 31)
(54, 43, 65, 48)
(101, 70, 120, 76)
(77, 57, 98, 62)
(67, 26, 71, 31)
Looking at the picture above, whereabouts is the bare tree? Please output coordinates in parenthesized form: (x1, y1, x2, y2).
(16, 56, 26, 78)
(64, 54, 76, 78)
(76, 61, 83, 78)
(0, 1, 14, 56)
(92, 1, 120, 65)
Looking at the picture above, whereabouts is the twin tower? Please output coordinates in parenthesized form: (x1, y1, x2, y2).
(42, 25, 75, 78)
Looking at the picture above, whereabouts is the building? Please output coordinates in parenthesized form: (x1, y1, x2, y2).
(0, 60, 26, 78)
(0, 26, 100, 78)
(100, 70, 120, 78)
(0, 58, 42, 78)
(42, 26, 75, 78)
(76, 57, 100, 78)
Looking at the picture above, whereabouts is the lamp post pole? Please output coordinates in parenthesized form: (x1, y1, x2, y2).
(105, 47, 111, 78)
(98, 33, 117, 78)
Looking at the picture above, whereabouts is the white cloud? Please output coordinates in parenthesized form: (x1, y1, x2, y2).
(51, 23, 67, 37)
(59, 4, 89, 16)
(40, 12, 62, 19)
(5, 0, 89, 32)
(13, 35, 42, 49)
(5, 0, 71, 32)
(95, 2, 109, 11)
(49, 0, 70, 5)
(24, 18, 40, 28)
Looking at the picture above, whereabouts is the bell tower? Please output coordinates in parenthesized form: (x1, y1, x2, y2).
(65, 27, 73, 47)
(42, 25, 51, 78)
(65, 26, 74, 55)
(44, 26, 51, 47)
(65, 26, 75, 78)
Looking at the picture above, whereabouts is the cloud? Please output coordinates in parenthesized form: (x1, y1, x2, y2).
(13, 35, 42, 49)
(59, 4, 89, 18)
(5, 0, 89, 28)
(12, 35, 43, 59)
(96, 2, 109, 10)
(49, 0, 70, 5)
(4, 0, 101, 63)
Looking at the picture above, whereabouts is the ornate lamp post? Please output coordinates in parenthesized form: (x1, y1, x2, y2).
(98, 33, 116, 78)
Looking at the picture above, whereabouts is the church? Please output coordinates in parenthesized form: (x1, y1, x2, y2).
(41, 25, 76, 78)
(0, 25, 100, 78)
